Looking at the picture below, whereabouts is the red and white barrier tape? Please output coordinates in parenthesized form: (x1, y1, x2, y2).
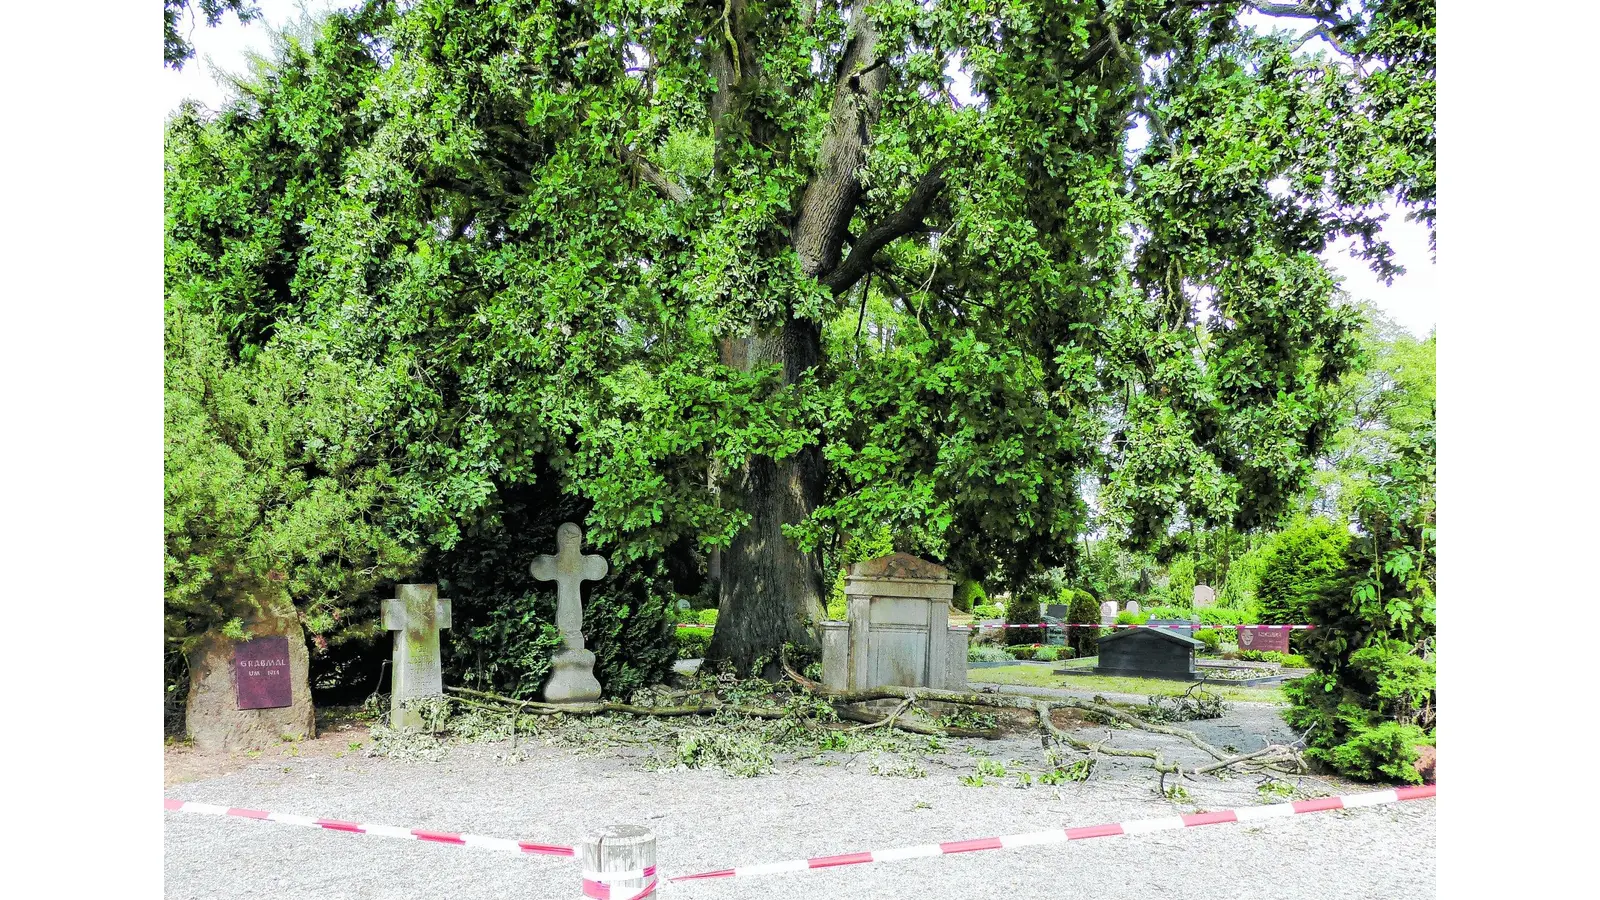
(161, 798, 574, 858)
(583, 869, 658, 899)
(676, 622, 1314, 630)
(663, 784, 1435, 885)
(952, 623, 1315, 631)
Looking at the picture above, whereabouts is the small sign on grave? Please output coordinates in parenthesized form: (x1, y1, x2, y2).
(233, 636, 293, 710)
(1239, 627, 1290, 653)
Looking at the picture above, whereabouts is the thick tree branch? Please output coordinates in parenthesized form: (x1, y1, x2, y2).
(791, 0, 891, 278)
(1245, 2, 1326, 19)
(1105, 17, 1173, 151)
(819, 165, 947, 295)
(1293, 23, 1366, 74)
(625, 149, 689, 203)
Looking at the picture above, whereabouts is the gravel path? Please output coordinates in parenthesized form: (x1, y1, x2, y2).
(165, 696, 1434, 900)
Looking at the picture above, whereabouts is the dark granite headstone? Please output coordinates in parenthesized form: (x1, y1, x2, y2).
(233, 636, 293, 710)
(1041, 605, 1069, 646)
(1238, 627, 1290, 653)
(1094, 627, 1201, 679)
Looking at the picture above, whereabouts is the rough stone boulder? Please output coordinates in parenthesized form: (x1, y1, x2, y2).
(184, 589, 315, 751)
(1413, 744, 1436, 783)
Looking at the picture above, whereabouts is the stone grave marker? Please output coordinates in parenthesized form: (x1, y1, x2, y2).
(1192, 584, 1216, 609)
(1124, 600, 1141, 617)
(1100, 601, 1117, 626)
(384, 583, 452, 731)
(1042, 603, 1070, 646)
(1238, 626, 1291, 654)
(532, 522, 609, 703)
(184, 587, 315, 751)
(820, 553, 966, 692)
(233, 637, 292, 710)
(1095, 627, 1202, 679)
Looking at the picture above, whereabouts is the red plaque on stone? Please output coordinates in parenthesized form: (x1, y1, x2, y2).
(1238, 627, 1290, 653)
(234, 637, 293, 709)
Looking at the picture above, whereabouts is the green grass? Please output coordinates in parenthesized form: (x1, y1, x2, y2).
(969, 665, 1286, 704)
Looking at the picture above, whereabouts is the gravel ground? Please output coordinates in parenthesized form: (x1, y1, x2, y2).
(165, 691, 1434, 900)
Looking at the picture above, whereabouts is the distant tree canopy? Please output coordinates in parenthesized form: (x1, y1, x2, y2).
(163, 0, 259, 68)
(165, 0, 1435, 677)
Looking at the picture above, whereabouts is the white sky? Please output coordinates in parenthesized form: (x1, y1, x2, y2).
(161, 0, 1436, 337)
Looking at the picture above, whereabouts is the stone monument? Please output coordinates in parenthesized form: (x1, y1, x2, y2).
(383, 583, 453, 731)
(1238, 626, 1291, 653)
(1124, 600, 1141, 617)
(184, 587, 315, 751)
(1095, 627, 1202, 679)
(820, 553, 967, 691)
(532, 523, 609, 704)
(1100, 600, 1118, 626)
(1192, 584, 1216, 609)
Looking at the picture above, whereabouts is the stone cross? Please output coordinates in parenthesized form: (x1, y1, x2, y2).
(531, 523, 608, 703)
(383, 583, 452, 731)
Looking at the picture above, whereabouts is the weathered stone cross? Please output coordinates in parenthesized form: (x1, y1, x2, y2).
(382, 583, 452, 731)
(532, 523, 608, 702)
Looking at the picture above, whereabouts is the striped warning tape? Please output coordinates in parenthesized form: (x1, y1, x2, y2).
(662, 784, 1436, 885)
(583, 869, 658, 899)
(675, 623, 1315, 631)
(161, 798, 574, 857)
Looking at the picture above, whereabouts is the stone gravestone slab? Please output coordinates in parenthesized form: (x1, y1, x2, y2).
(1192, 584, 1216, 609)
(532, 523, 608, 704)
(1238, 626, 1290, 654)
(383, 583, 452, 731)
(1124, 600, 1141, 617)
(1100, 601, 1117, 626)
(233, 637, 292, 710)
(1095, 627, 1201, 679)
(1042, 604, 1070, 646)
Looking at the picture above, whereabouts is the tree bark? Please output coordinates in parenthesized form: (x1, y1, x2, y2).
(706, 3, 889, 676)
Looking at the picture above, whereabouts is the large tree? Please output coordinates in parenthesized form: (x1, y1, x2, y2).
(166, 0, 1435, 676)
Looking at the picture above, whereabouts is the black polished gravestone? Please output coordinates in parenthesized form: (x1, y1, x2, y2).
(1042, 604, 1071, 646)
(1094, 624, 1202, 679)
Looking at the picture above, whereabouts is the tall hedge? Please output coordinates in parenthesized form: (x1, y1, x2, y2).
(1066, 589, 1100, 657)
(1256, 517, 1350, 624)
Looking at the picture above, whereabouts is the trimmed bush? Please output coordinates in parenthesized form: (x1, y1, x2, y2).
(1004, 595, 1045, 646)
(953, 579, 986, 613)
(696, 608, 719, 626)
(972, 603, 1004, 620)
(968, 644, 1015, 663)
(676, 626, 713, 660)
(1256, 517, 1349, 625)
(1238, 650, 1309, 667)
(1066, 588, 1100, 658)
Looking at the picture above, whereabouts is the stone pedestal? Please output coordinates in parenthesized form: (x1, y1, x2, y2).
(820, 553, 967, 691)
(184, 589, 315, 751)
(544, 648, 602, 703)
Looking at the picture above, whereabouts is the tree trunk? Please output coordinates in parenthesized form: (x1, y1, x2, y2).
(703, 1, 888, 676)
(706, 320, 827, 675)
